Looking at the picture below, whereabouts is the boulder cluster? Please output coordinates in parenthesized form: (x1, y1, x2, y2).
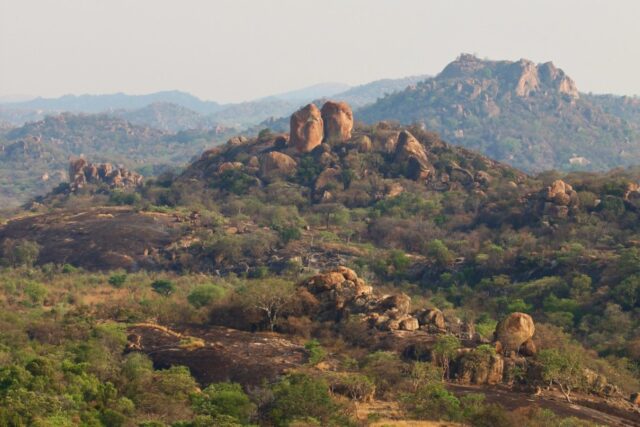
(289, 100, 354, 152)
(68, 158, 143, 191)
(297, 268, 549, 387)
(298, 266, 445, 332)
(528, 179, 579, 219)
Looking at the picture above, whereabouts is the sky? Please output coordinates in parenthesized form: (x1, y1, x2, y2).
(1, 0, 639, 103)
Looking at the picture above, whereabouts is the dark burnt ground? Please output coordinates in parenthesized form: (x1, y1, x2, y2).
(449, 384, 640, 427)
(0, 207, 178, 270)
(127, 324, 308, 387)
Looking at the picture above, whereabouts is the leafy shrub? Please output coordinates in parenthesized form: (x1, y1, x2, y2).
(108, 274, 127, 288)
(187, 284, 226, 309)
(151, 279, 175, 297)
(304, 339, 326, 365)
(191, 382, 255, 424)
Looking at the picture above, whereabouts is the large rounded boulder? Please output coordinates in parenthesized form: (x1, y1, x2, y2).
(259, 151, 297, 180)
(321, 101, 353, 143)
(494, 312, 535, 355)
(289, 104, 324, 153)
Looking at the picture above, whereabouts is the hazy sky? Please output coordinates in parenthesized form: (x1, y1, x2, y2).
(1, 0, 639, 103)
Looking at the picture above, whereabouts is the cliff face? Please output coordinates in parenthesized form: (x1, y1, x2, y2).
(440, 54, 579, 99)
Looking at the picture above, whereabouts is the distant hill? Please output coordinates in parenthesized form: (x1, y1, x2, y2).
(358, 54, 640, 172)
(112, 102, 219, 133)
(2, 90, 222, 115)
(263, 82, 351, 102)
(0, 77, 430, 130)
(0, 113, 233, 206)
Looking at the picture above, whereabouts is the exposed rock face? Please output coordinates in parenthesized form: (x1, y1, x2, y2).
(126, 324, 306, 387)
(68, 158, 143, 191)
(321, 101, 353, 143)
(494, 312, 535, 355)
(509, 59, 540, 97)
(259, 151, 297, 179)
(394, 130, 431, 180)
(456, 349, 504, 385)
(538, 62, 579, 99)
(289, 104, 324, 153)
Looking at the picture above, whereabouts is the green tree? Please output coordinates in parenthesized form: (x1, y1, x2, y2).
(191, 382, 255, 424)
(537, 348, 583, 402)
(2, 239, 40, 267)
(237, 278, 294, 331)
(433, 335, 460, 380)
(427, 240, 454, 268)
(151, 279, 175, 297)
(269, 374, 337, 426)
(188, 284, 226, 309)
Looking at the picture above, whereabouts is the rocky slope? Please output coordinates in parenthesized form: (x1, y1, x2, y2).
(358, 54, 640, 172)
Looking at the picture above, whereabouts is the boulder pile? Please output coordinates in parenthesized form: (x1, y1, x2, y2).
(298, 267, 446, 332)
(528, 179, 579, 219)
(68, 158, 143, 191)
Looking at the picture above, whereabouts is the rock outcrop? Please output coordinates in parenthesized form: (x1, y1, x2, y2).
(126, 324, 306, 386)
(259, 151, 297, 179)
(298, 267, 421, 331)
(456, 348, 504, 385)
(321, 101, 353, 143)
(394, 130, 431, 180)
(289, 104, 324, 153)
(528, 179, 579, 219)
(68, 158, 143, 191)
(494, 312, 535, 355)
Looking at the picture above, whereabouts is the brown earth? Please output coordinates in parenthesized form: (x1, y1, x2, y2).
(449, 384, 640, 427)
(126, 323, 307, 386)
(0, 207, 178, 270)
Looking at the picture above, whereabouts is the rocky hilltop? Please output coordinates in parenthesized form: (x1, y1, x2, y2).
(358, 54, 640, 172)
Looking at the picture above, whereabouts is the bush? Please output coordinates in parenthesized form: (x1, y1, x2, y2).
(191, 382, 255, 424)
(401, 382, 461, 421)
(268, 374, 338, 426)
(1, 239, 40, 267)
(187, 284, 226, 309)
(304, 339, 326, 365)
(151, 279, 175, 297)
(108, 274, 127, 288)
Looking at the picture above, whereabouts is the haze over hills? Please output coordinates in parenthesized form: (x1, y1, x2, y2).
(358, 54, 640, 172)
(0, 76, 429, 129)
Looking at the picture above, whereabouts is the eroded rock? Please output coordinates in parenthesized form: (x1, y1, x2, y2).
(290, 104, 324, 153)
(321, 101, 353, 143)
(494, 312, 535, 355)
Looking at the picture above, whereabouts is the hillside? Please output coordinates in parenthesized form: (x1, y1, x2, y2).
(1, 101, 640, 425)
(358, 54, 640, 172)
(0, 113, 234, 207)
